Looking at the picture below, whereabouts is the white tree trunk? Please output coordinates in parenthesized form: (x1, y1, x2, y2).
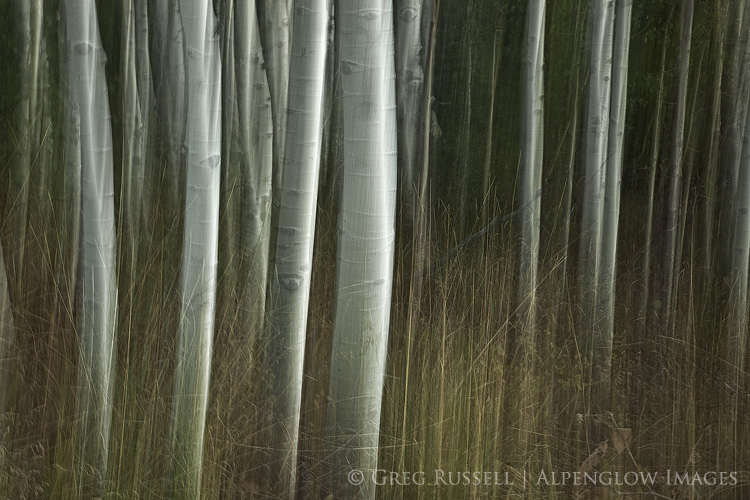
(63, 0, 119, 493)
(579, 0, 614, 440)
(170, 1, 222, 496)
(325, 2, 398, 498)
(264, 0, 328, 496)
(235, 0, 273, 335)
(519, 0, 545, 340)
(395, 0, 425, 226)
(597, 0, 632, 411)
(257, 0, 292, 187)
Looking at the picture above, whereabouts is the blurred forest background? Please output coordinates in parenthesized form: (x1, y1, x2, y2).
(0, 0, 749, 498)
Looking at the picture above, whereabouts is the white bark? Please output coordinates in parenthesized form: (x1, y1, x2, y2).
(63, 0, 119, 493)
(519, 0, 545, 338)
(257, 0, 293, 187)
(579, 0, 614, 430)
(325, 2, 398, 498)
(264, 0, 328, 496)
(395, 0, 425, 225)
(235, 0, 273, 332)
(598, 0, 632, 403)
(170, 1, 222, 496)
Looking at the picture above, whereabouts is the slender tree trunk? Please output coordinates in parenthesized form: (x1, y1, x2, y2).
(514, 0, 545, 468)
(10, 0, 44, 284)
(0, 243, 17, 488)
(235, 0, 273, 339)
(395, 0, 426, 230)
(119, 0, 153, 295)
(63, 0, 119, 494)
(597, 0, 632, 413)
(325, 1, 398, 497)
(703, 0, 728, 281)
(148, 0, 186, 219)
(481, 30, 501, 226)
(519, 0, 545, 347)
(561, 0, 586, 289)
(578, 0, 614, 438)
(662, 0, 693, 337)
(170, 1, 222, 496)
(718, 0, 747, 277)
(727, 4, 750, 436)
(256, 0, 292, 187)
(264, 1, 328, 497)
(640, 27, 669, 339)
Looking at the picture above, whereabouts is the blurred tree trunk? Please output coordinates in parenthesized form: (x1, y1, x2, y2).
(119, 0, 154, 314)
(702, 0, 728, 284)
(518, 0, 545, 349)
(256, 0, 292, 188)
(578, 0, 614, 443)
(515, 0, 545, 467)
(561, 0, 586, 291)
(10, 0, 45, 285)
(597, 0, 632, 412)
(263, 0, 328, 496)
(170, 0, 221, 497)
(727, 7, 750, 449)
(325, 1, 398, 497)
(718, 0, 748, 277)
(62, 0, 119, 494)
(234, 1, 274, 345)
(0, 242, 17, 489)
(662, 0, 693, 338)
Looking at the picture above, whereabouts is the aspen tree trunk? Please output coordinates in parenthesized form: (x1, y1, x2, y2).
(148, 0, 186, 218)
(640, 29, 669, 339)
(662, 0, 693, 337)
(578, 0, 614, 433)
(62, 0, 119, 494)
(519, 0, 545, 346)
(120, 0, 153, 286)
(256, 0, 292, 186)
(10, 0, 44, 283)
(727, 8, 750, 421)
(481, 31, 501, 226)
(703, 1, 728, 280)
(0, 243, 16, 486)
(218, 0, 239, 337)
(170, 1, 221, 496)
(235, 0, 273, 337)
(515, 0, 545, 466)
(264, 1, 328, 497)
(597, 0, 632, 411)
(395, 0, 425, 228)
(561, 0, 586, 288)
(718, 0, 747, 276)
(325, 2, 398, 498)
